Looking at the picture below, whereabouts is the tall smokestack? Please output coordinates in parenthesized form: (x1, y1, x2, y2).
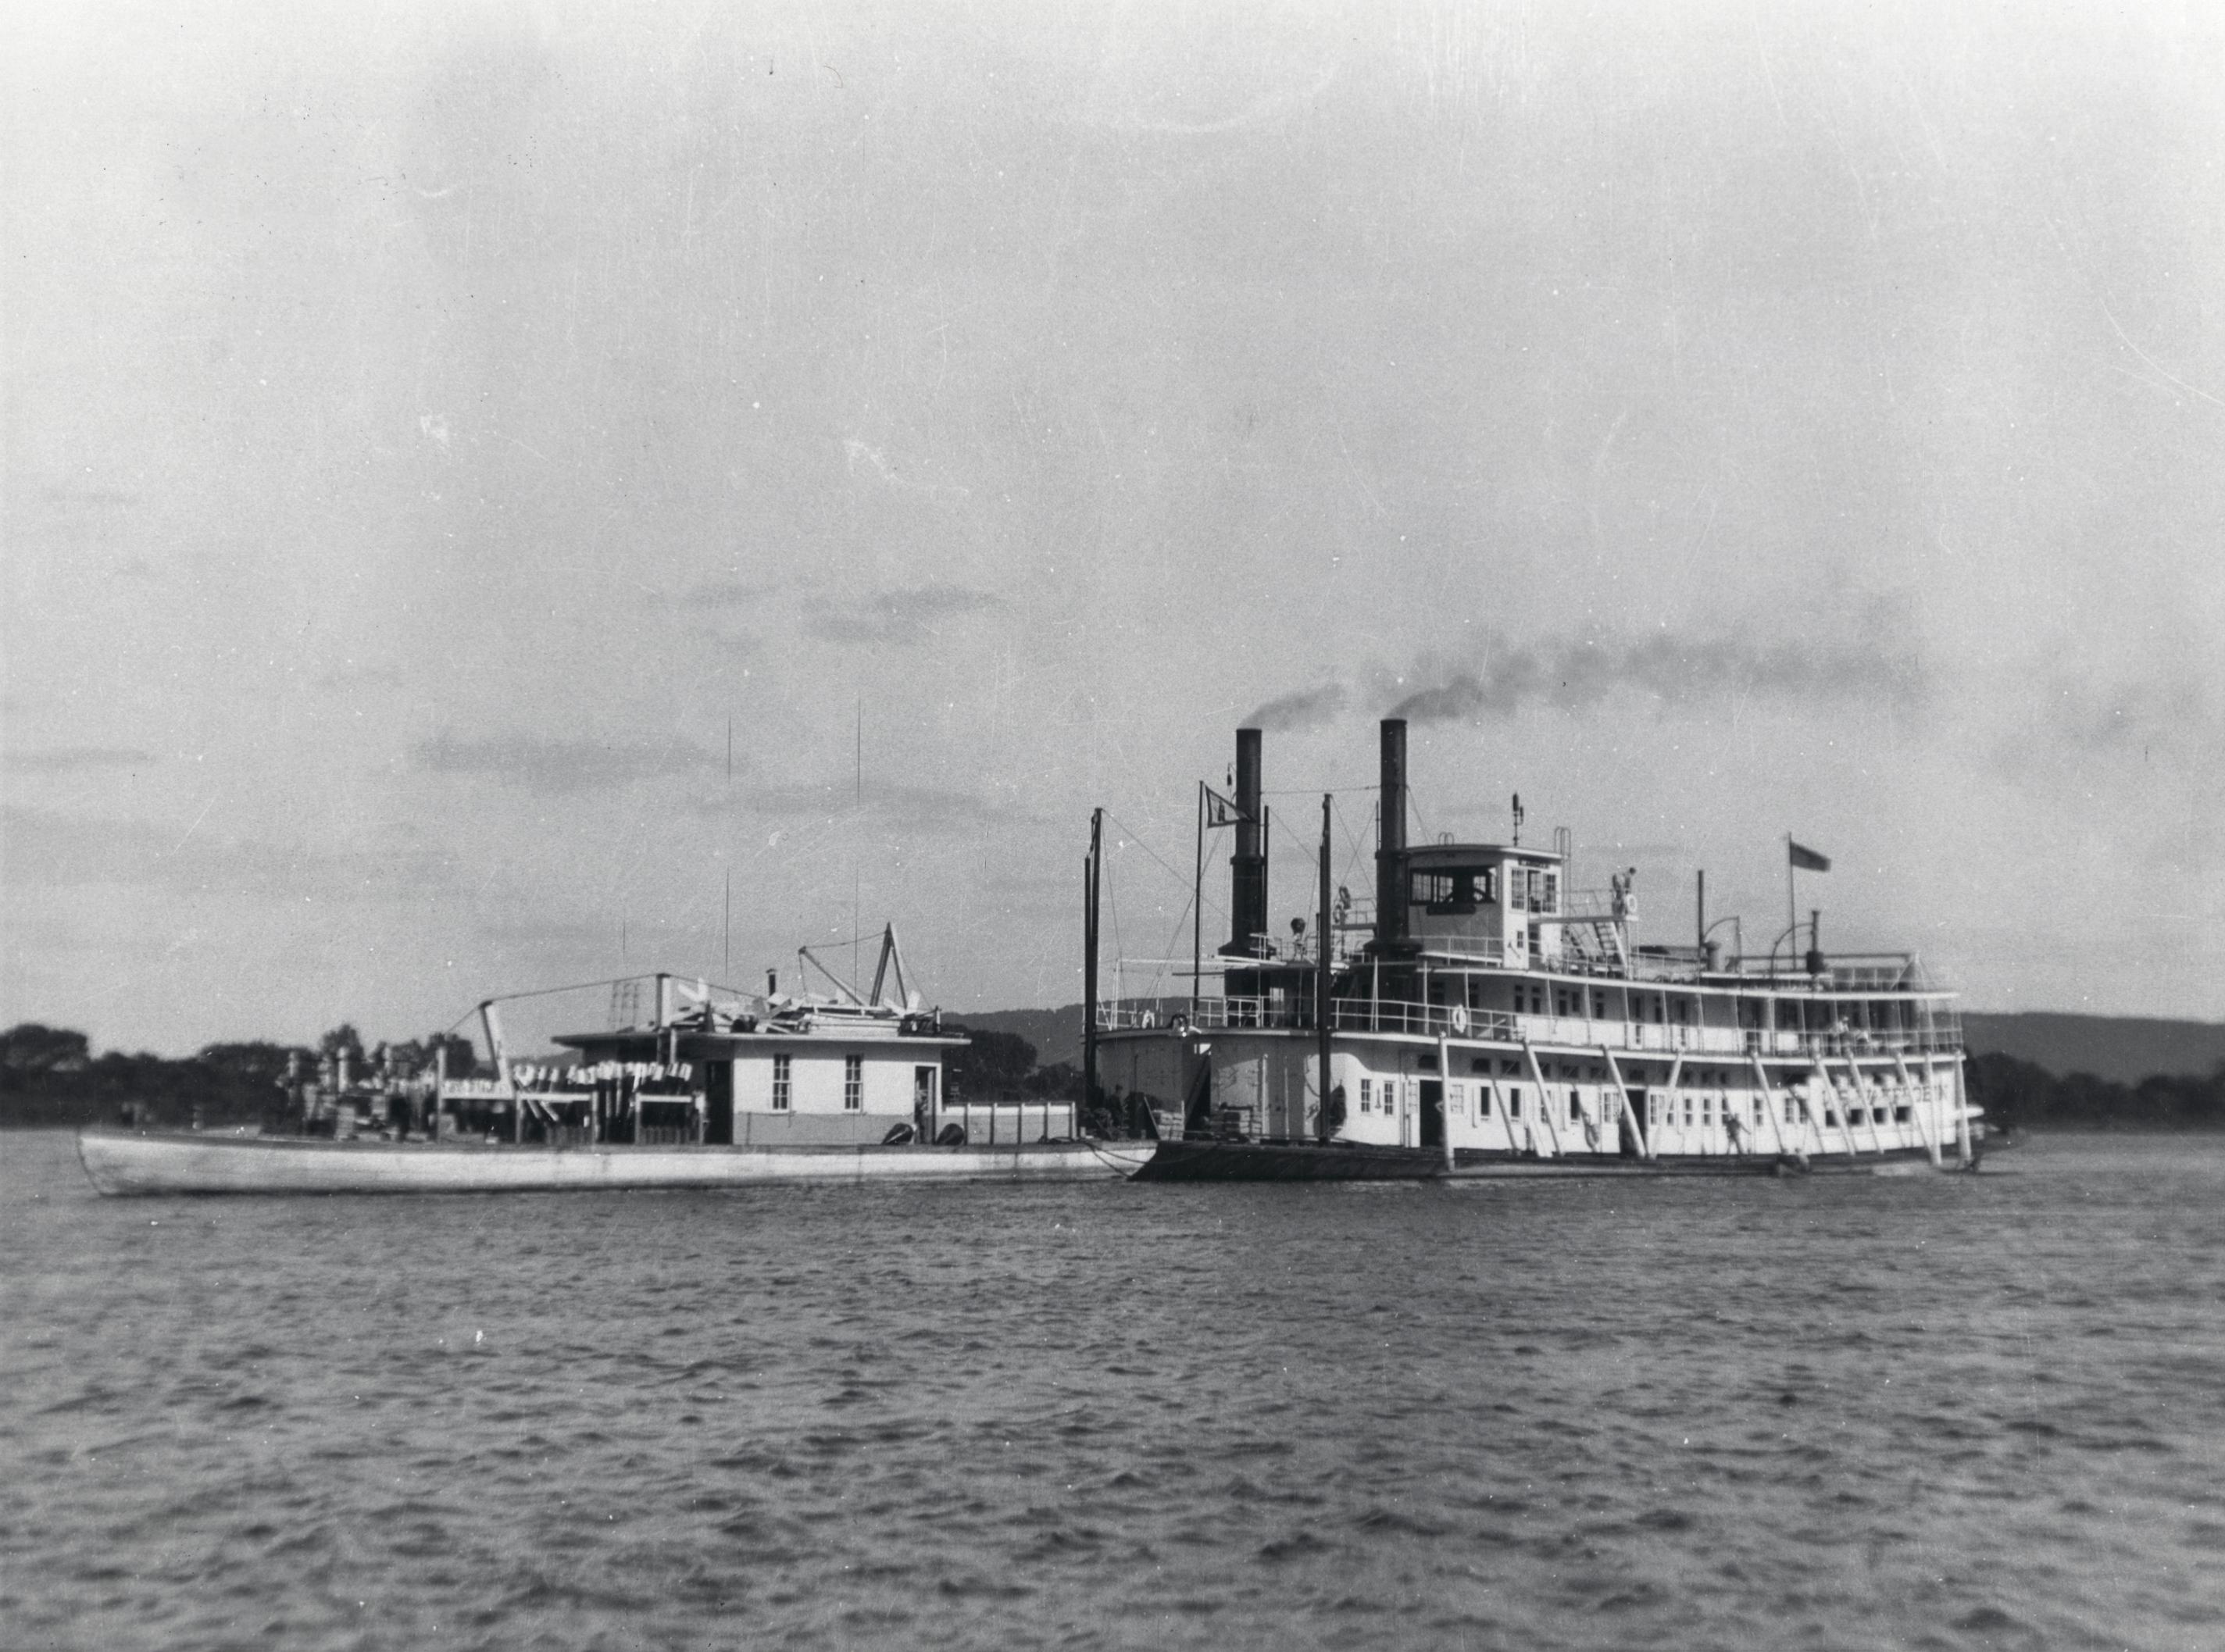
(1376, 718, 1409, 950)
(1224, 726, 1266, 955)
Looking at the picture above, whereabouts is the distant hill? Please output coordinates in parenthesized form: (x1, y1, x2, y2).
(955, 1004, 2225, 1087)
(1961, 1013, 2225, 1085)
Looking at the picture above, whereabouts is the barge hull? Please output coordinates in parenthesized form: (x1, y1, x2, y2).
(77, 1129, 1152, 1197)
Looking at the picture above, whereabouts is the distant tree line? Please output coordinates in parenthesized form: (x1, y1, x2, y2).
(0, 1023, 476, 1129)
(1966, 1053, 2225, 1132)
(20, 1022, 2212, 1134)
(941, 1025, 1080, 1104)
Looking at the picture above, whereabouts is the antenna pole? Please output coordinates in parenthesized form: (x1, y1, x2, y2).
(723, 869, 731, 979)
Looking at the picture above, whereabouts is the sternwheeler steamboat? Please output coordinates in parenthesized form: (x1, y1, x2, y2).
(1092, 719, 1976, 1180)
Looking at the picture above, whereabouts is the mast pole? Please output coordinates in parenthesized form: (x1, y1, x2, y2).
(1786, 833, 1797, 965)
(1192, 781, 1204, 1020)
(1084, 807, 1102, 1129)
(854, 696, 863, 997)
(1317, 792, 1334, 1144)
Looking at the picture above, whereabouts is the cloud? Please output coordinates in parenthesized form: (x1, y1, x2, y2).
(843, 438, 971, 501)
(5, 746, 158, 774)
(2, 805, 461, 900)
(2040, 670, 2220, 758)
(1383, 622, 1927, 725)
(805, 584, 1004, 647)
(738, 780, 1015, 833)
(412, 732, 712, 794)
(1242, 683, 1348, 732)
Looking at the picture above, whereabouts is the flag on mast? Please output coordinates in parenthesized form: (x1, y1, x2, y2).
(1788, 840, 1831, 872)
(1203, 786, 1252, 828)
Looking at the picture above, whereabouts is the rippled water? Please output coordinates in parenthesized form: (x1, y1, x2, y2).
(5, 1130, 2224, 1650)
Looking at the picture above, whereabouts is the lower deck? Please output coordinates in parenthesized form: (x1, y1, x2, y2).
(1098, 1024, 1973, 1165)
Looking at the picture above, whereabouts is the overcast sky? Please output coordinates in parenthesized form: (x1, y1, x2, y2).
(6, 0, 2222, 1054)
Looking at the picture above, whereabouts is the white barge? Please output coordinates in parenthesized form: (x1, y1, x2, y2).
(1091, 719, 1977, 1179)
(75, 1130, 1152, 1196)
(79, 928, 1151, 1195)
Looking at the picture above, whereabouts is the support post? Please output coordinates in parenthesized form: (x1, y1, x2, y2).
(1439, 1030, 1455, 1171)
(1751, 1054, 1807, 1165)
(1896, 1052, 1941, 1166)
(1599, 1044, 1652, 1161)
(1948, 1056, 1972, 1165)
(1520, 1042, 1565, 1158)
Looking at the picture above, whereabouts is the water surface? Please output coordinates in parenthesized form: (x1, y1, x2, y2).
(5, 1131, 2222, 1650)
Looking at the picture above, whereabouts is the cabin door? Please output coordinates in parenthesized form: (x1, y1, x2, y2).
(913, 1065, 937, 1143)
(1620, 1090, 1645, 1158)
(705, 1061, 734, 1145)
(1419, 1079, 1444, 1150)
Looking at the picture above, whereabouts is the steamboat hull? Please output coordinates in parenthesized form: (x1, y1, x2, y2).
(1132, 1140, 1959, 1182)
(76, 1129, 1153, 1197)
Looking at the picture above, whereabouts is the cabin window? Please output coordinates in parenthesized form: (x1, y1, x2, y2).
(1569, 1090, 1582, 1125)
(1414, 868, 1488, 912)
(1752, 1098, 1765, 1126)
(1672, 998, 1691, 1024)
(1477, 1086, 1491, 1118)
(1825, 1110, 1841, 1127)
(1509, 1086, 1523, 1119)
(1894, 1105, 1911, 1123)
(1683, 1097, 1694, 1126)
(1359, 1077, 1373, 1114)
(1784, 1097, 1796, 1124)
(1470, 1058, 1491, 1075)
(1448, 1082, 1464, 1118)
(844, 1055, 862, 1111)
(1509, 872, 1527, 912)
(1542, 871, 1559, 913)
(1594, 992, 1608, 1019)
(772, 1054, 792, 1111)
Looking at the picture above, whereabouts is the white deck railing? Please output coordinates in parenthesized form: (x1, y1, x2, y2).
(1098, 997, 1961, 1056)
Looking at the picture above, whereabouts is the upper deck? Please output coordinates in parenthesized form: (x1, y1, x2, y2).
(1118, 716, 1958, 1060)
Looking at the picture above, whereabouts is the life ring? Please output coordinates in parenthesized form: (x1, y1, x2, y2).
(1451, 1006, 1470, 1035)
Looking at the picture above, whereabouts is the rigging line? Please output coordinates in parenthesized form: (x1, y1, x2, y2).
(1331, 798, 1371, 893)
(1104, 846, 1125, 1000)
(1100, 809, 1208, 900)
(477, 975, 657, 1007)
(1148, 889, 1195, 1001)
(1259, 783, 1382, 796)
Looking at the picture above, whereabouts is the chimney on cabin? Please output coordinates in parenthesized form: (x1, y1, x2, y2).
(1224, 726, 1267, 955)
(1375, 718, 1409, 951)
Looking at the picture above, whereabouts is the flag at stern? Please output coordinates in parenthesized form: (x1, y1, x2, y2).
(1788, 840, 1831, 872)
